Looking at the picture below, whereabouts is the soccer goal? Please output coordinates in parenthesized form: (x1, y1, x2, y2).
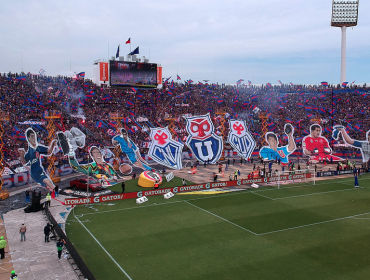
(276, 168, 315, 189)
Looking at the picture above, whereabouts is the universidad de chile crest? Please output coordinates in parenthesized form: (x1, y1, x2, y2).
(184, 114, 223, 164)
(148, 127, 184, 169)
(227, 120, 256, 160)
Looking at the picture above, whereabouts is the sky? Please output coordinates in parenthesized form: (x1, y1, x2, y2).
(1, 0, 369, 85)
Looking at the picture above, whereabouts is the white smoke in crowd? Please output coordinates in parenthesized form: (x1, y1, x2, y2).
(66, 90, 85, 117)
(236, 112, 252, 120)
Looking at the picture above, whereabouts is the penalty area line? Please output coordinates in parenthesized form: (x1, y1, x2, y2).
(258, 211, 370, 236)
(75, 215, 133, 280)
(250, 191, 274, 200)
(272, 187, 363, 200)
(254, 177, 357, 193)
(183, 201, 258, 236)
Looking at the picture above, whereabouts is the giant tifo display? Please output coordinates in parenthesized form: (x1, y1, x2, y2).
(0, 73, 369, 203)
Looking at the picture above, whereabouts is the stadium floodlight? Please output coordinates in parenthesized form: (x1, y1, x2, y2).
(331, 0, 359, 84)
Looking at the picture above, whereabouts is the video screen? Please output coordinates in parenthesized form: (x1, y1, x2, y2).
(109, 61, 157, 88)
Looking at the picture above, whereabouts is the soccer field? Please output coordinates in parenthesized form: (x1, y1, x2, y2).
(66, 174, 370, 280)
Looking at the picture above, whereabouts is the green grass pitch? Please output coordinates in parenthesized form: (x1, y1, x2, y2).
(66, 174, 370, 280)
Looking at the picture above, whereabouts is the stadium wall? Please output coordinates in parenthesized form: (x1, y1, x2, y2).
(64, 173, 312, 205)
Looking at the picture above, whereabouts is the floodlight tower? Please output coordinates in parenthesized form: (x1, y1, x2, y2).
(331, 0, 359, 84)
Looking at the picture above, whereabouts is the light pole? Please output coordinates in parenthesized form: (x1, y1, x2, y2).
(331, 0, 359, 84)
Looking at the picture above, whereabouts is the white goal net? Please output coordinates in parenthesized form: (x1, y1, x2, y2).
(276, 168, 315, 189)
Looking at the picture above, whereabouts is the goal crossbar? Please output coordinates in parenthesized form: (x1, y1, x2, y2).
(276, 169, 315, 189)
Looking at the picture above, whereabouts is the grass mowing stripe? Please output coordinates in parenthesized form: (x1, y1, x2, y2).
(74, 215, 133, 280)
(76, 175, 369, 218)
(250, 191, 274, 200)
(183, 201, 258, 235)
(79, 200, 183, 216)
(258, 211, 370, 236)
(77, 191, 255, 217)
(272, 187, 363, 200)
(254, 176, 361, 193)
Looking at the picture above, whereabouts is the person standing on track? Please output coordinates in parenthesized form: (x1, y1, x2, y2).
(54, 185, 59, 197)
(25, 189, 30, 203)
(44, 223, 51, 243)
(57, 239, 66, 260)
(46, 193, 51, 208)
(0, 236, 6, 259)
(20, 223, 26, 242)
(10, 270, 18, 280)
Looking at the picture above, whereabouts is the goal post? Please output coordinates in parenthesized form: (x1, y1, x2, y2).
(277, 168, 315, 189)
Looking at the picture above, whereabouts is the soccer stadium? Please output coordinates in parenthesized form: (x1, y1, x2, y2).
(1, 1, 370, 279)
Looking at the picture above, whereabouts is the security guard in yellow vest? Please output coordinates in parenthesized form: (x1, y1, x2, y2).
(10, 270, 18, 280)
(0, 236, 7, 259)
(46, 193, 51, 208)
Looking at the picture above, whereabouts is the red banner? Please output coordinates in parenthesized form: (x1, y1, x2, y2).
(156, 66, 162, 85)
(100, 62, 109, 81)
(64, 173, 311, 205)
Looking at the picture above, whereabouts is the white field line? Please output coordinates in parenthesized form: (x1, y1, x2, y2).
(272, 187, 363, 200)
(78, 200, 183, 217)
(77, 191, 257, 217)
(74, 180, 370, 241)
(76, 177, 368, 217)
(250, 191, 274, 200)
(254, 177, 367, 193)
(258, 211, 370, 236)
(75, 215, 133, 280)
(183, 201, 258, 235)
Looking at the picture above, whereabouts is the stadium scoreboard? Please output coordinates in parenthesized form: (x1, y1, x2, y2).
(109, 60, 158, 88)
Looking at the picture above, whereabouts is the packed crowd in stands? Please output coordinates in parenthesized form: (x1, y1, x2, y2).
(1, 72, 369, 170)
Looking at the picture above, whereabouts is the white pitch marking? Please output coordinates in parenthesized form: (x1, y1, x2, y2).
(183, 201, 258, 235)
(254, 177, 362, 193)
(258, 211, 370, 236)
(71, 176, 369, 219)
(272, 187, 362, 200)
(79, 200, 183, 216)
(75, 215, 133, 280)
(250, 191, 274, 200)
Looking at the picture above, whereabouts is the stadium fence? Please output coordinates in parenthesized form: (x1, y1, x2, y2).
(44, 205, 96, 280)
